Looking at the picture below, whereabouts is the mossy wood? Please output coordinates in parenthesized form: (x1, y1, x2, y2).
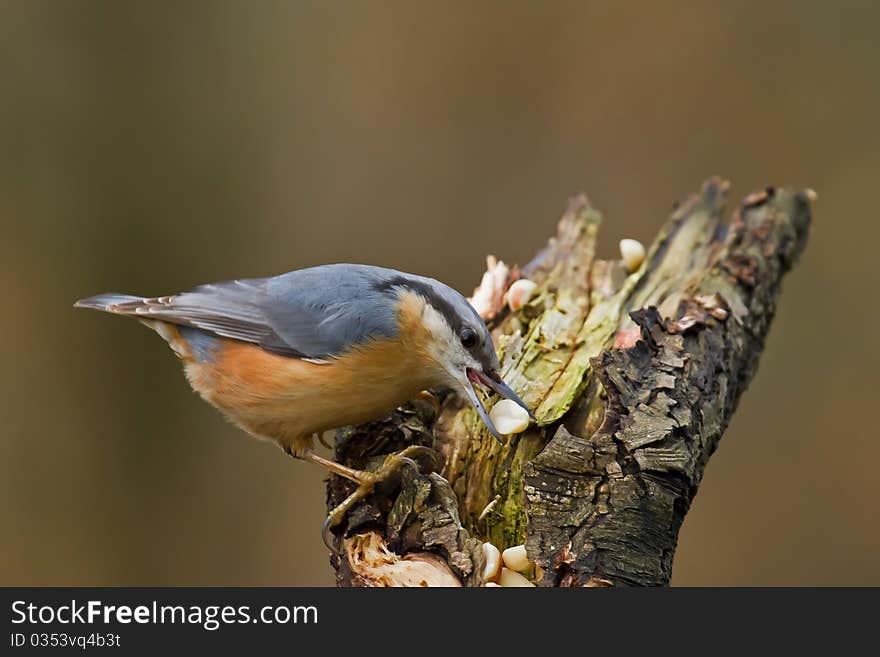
(327, 178, 812, 587)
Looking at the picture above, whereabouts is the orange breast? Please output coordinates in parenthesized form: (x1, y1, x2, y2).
(180, 291, 444, 448)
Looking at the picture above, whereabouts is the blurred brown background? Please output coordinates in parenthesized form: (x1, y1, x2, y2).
(2, 0, 877, 586)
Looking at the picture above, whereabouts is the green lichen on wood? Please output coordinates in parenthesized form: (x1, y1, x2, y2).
(498, 200, 601, 419)
(524, 182, 812, 586)
(438, 182, 733, 547)
(436, 196, 609, 547)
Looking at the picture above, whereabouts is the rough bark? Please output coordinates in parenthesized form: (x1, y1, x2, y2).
(326, 177, 813, 587)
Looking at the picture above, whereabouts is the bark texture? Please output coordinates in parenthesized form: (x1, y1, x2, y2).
(327, 178, 813, 587)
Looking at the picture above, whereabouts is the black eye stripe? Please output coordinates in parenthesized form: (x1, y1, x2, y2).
(374, 276, 469, 336)
(373, 276, 488, 360)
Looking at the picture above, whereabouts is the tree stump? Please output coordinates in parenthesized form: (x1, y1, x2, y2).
(326, 177, 813, 587)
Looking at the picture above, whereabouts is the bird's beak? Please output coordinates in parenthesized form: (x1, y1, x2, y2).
(464, 368, 536, 445)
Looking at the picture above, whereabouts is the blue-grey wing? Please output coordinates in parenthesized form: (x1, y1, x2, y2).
(93, 264, 400, 359)
(262, 265, 400, 357)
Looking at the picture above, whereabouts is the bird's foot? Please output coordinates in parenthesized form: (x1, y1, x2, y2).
(321, 445, 437, 553)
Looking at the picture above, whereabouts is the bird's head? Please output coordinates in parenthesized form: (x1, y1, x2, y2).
(379, 273, 534, 443)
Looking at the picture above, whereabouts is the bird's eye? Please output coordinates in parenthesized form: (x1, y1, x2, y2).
(460, 327, 478, 349)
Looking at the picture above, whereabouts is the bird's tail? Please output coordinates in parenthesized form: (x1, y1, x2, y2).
(74, 293, 196, 360)
(73, 293, 145, 314)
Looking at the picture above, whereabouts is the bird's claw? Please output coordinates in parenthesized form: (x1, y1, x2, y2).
(317, 432, 334, 450)
(321, 445, 438, 553)
(322, 516, 341, 555)
(415, 390, 442, 417)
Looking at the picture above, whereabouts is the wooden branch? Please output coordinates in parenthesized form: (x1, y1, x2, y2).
(326, 177, 813, 587)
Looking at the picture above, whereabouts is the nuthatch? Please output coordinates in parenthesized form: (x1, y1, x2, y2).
(75, 263, 533, 537)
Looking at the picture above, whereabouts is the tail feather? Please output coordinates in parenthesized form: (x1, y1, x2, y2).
(74, 293, 144, 313)
(74, 292, 198, 360)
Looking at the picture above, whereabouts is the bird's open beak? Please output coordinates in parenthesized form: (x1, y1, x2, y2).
(464, 368, 536, 445)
